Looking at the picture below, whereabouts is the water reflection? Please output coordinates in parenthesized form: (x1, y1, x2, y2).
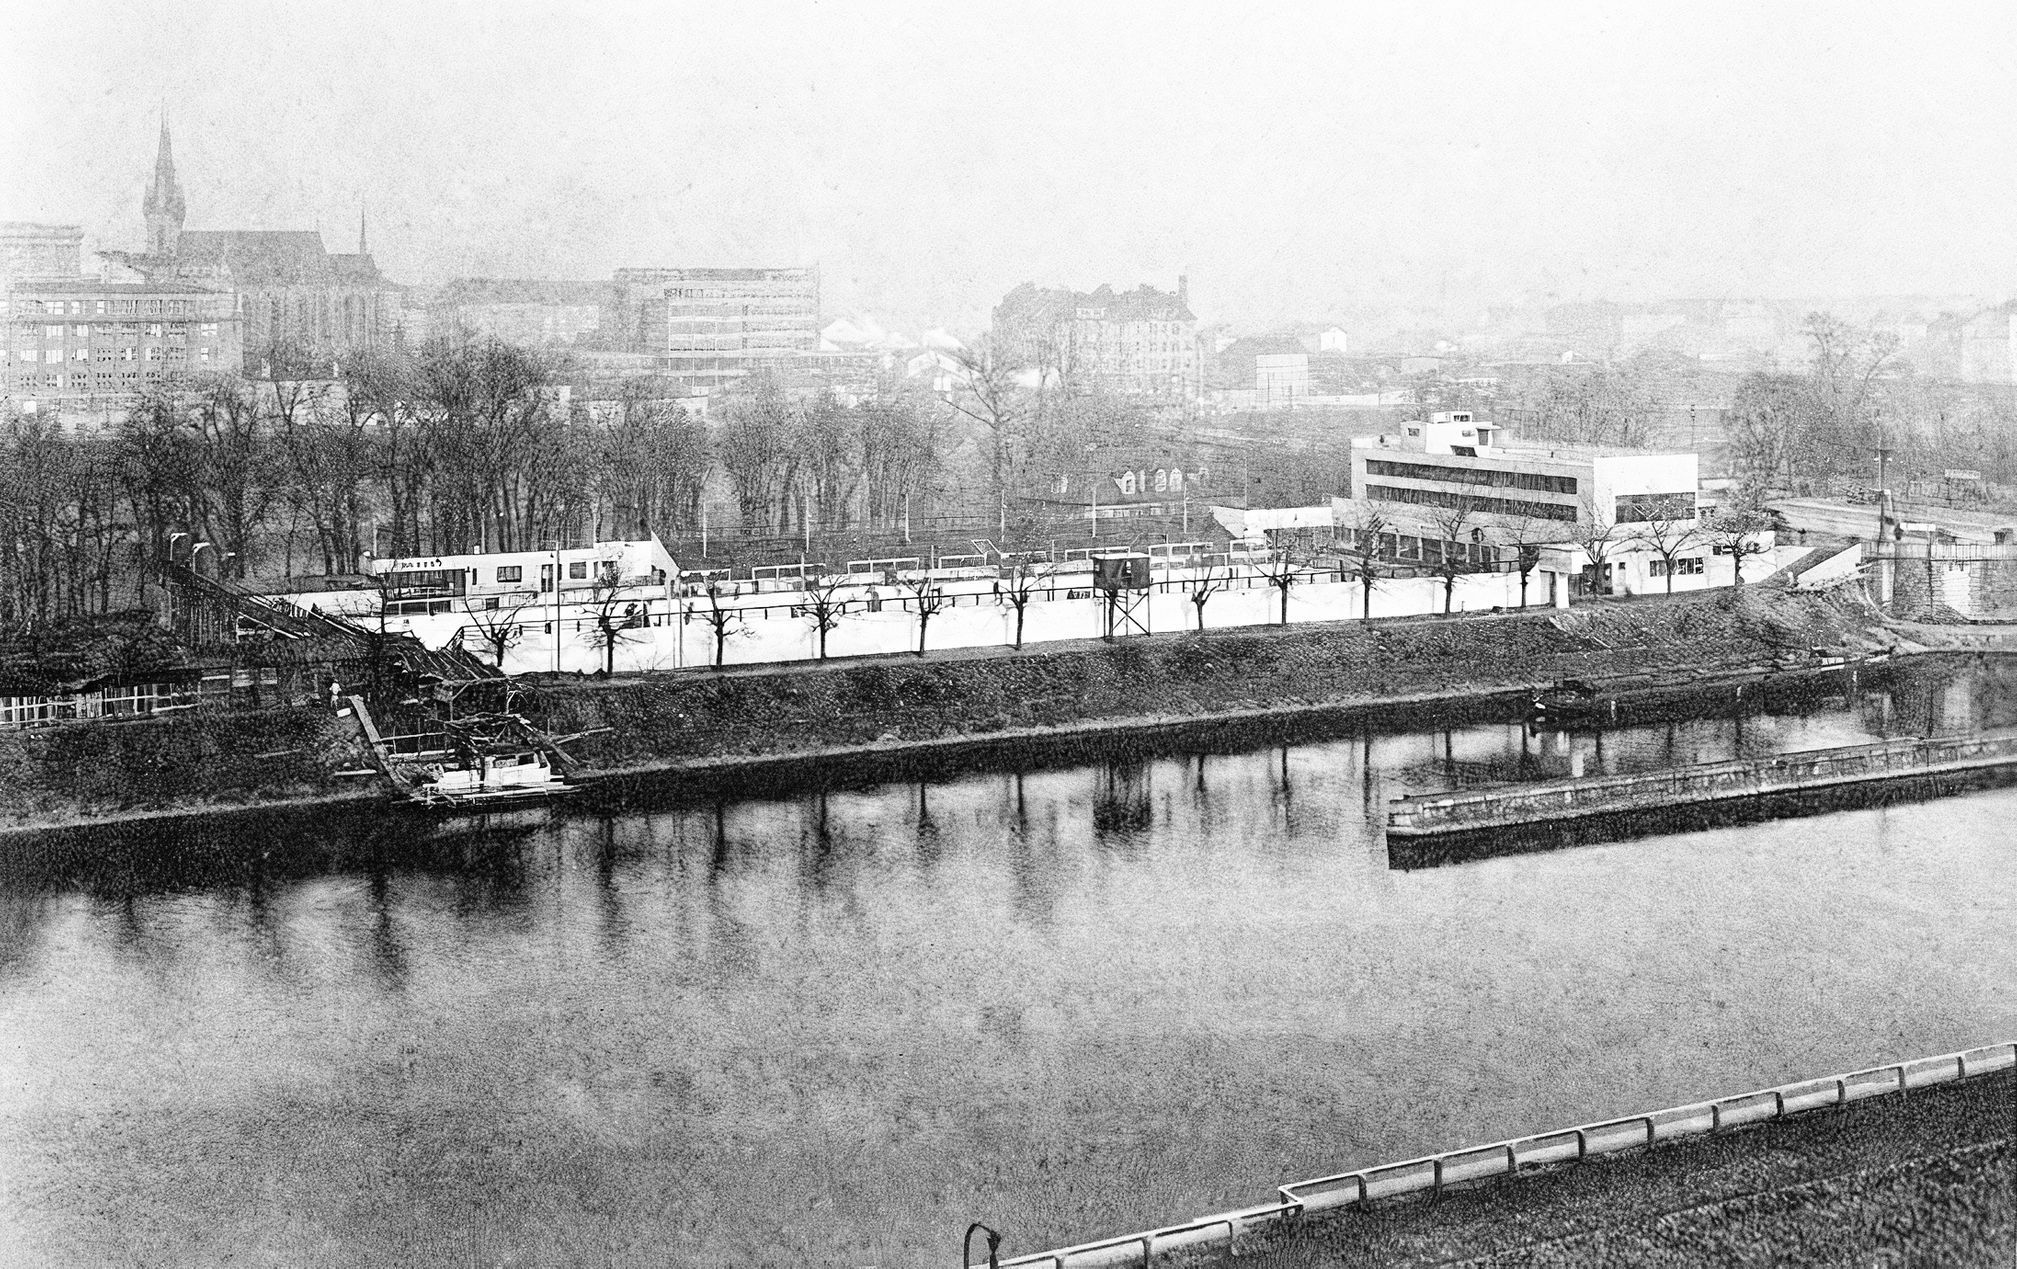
(0, 657, 2012, 1268)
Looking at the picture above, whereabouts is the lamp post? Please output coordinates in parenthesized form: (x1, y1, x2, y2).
(1874, 408, 1895, 544)
(1086, 443, 1100, 539)
(549, 538, 564, 674)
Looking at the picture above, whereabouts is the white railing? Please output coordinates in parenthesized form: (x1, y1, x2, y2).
(977, 1042, 2017, 1268)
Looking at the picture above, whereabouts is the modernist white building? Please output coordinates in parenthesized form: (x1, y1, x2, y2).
(1338, 413, 1766, 599)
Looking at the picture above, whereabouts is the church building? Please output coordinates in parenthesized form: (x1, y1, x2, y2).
(102, 120, 404, 372)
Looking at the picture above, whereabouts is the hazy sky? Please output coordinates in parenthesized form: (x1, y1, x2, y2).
(6, 1, 2017, 334)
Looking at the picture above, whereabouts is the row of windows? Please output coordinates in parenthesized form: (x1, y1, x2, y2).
(1, 297, 197, 316)
(6, 347, 214, 363)
(14, 322, 212, 340)
(1614, 492, 1697, 523)
(492, 561, 596, 584)
(1364, 458, 1580, 495)
(1, 369, 166, 390)
(1365, 483, 1580, 522)
(1649, 557, 1705, 577)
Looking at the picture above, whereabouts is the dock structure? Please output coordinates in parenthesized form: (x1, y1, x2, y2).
(1387, 730, 2017, 839)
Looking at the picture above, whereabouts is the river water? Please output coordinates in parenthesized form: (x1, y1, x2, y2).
(3, 659, 2015, 1267)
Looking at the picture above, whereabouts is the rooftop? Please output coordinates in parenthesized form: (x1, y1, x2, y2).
(5, 278, 232, 295)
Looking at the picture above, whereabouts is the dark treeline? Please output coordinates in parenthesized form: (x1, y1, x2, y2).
(0, 335, 962, 628)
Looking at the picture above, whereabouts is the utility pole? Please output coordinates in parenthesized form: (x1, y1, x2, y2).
(1875, 409, 1895, 544)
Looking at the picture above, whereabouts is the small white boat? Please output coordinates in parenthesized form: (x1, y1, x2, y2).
(408, 747, 581, 809)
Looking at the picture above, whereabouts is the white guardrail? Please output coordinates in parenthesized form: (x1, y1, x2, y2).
(973, 1042, 2016, 1268)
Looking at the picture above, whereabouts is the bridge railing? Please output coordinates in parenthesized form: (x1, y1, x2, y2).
(977, 1042, 2015, 1268)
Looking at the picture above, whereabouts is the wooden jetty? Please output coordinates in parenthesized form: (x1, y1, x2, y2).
(1387, 728, 2017, 839)
(348, 695, 586, 810)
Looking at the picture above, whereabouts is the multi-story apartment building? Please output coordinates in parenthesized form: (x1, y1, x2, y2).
(991, 278, 1199, 397)
(2, 278, 242, 417)
(607, 266, 819, 391)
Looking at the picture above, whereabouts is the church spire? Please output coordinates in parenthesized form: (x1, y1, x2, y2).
(359, 200, 368, 255)
(143, 113, 186, 258)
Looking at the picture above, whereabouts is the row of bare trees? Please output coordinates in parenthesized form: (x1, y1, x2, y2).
(3, 332, 978, 631)
(713, 374, 948, 535)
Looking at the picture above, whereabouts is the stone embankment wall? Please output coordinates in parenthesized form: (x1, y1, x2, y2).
(0, 589, 1879, 833)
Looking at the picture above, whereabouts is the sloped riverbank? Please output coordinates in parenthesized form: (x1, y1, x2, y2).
(0, 589, 1893, 834)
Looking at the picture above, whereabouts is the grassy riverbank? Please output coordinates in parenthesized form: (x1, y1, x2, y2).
(1251, 1068, 2013, 1268)
(521, 588, 1885, 774)
(0, 589, 1889, 833)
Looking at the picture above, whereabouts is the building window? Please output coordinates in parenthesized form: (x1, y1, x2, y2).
(95, 347, 113, 362)
(44, 325, 62, 339)
(568, 561, 588, 579)
(120, 347, 135, 361)
(496, 566, 523, 583)
(1650, 557, 1705, 578)
(1364, 458, 1578, 495)
(146, 323, 163, 338)
(71, 348, 89, 361)
(167, 346, 186, 362)
(1364, 483, 1579, 522)
(1614, 492, 1696, 523)
(44, 349, 61, 364)
(199, 347, 213, 362)
(145, 347, 162, 361)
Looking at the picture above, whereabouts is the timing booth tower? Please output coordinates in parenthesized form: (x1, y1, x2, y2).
(1093, 552, 1152, 639)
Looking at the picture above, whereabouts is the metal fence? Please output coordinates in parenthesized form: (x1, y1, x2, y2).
(976, 1042, 2016, 1268)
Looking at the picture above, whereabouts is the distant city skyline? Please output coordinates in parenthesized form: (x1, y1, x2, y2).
(9, 2, 2017, 336)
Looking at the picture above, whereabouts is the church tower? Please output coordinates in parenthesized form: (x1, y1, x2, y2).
(142, 116, 186, 259)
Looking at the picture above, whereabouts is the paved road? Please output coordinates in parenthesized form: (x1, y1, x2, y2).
(1245, 1069, 2014, 1268)
(1771, 496, 2015, 544)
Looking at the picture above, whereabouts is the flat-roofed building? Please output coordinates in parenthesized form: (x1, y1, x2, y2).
(1, 277, 242, 421)
(1338, 412, 1739, 598)
(608, 266, 819, 391)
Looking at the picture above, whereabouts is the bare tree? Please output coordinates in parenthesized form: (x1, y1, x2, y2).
(1257, 547, 1309, 625)
(700, 580, 743, 670)
(1726, 373, 1803, 505)
(1572, 501, 1623, 598)
(999, 556, 1051, 649)
(1707, 509, 1777, 586)
(800, 571, 850, 660)
(1425, 497, 1483, 614)
(717, 374, 799, 533)
(858, 382, 944, 531)
(583, 568, 647, 676)
(1497, 515, 1558, 608)
(465, 590, 539, 669)
(949, 337, 1029, 512)
(1189, 559, 1229, 632)
(794, 393, 856, 538)
(900, 574, 948, 656)
(1635, 509, 1703, 595)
